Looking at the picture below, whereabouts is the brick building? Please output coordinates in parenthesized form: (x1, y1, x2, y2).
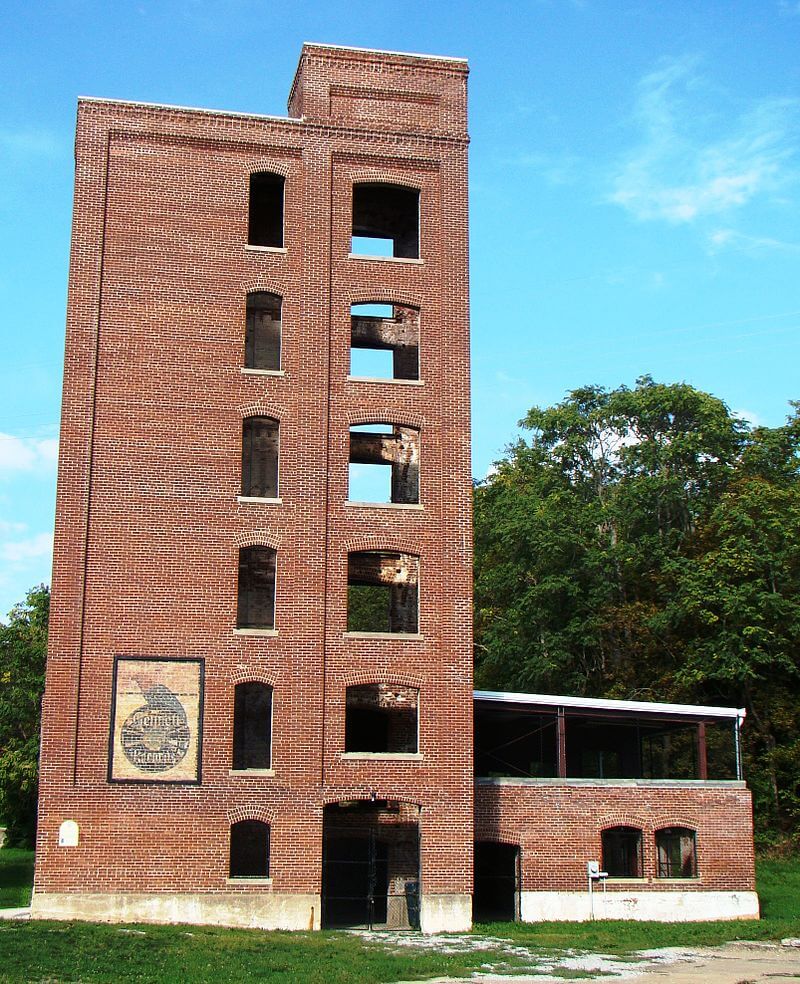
(33, 43, 758, 931)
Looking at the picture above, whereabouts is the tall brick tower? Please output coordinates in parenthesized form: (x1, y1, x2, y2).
(34, 44, 473, 932)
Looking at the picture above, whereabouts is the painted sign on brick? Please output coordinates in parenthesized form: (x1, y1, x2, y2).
(108, 657, 204, 783)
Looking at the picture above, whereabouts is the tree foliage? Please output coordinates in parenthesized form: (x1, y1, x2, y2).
(0, 585, 49, 846)
(474, 377, 800, 838)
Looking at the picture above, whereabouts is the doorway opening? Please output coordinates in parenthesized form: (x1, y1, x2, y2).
(473, 841, 519, 922)
(322, 800, 420, 930)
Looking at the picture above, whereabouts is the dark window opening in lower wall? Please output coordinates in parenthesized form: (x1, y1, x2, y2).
(232, 682, 272, 770)
(347, 551, 419, 633)
(602, 826, 643, 878)
(345, 684, 418, 754)
(322, 801, 420, 930)
(237, 546, 276, 629)
(656, 827, 697, 878)
(245, 291, 282, 371)
(242, 416, 279, 498)
(229, 820, 270, 878)
(473, 842, 519, 923)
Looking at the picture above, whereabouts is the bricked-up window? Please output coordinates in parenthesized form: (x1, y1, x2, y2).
(345, 684, 418, 753)
(349, 424, 419, 505)
(656, 827, 697, 878)
(602, 826, 644, 878)
(245, 292, 282, 371)
(350, 303, 420, 381)
(232, 682, 273, 770)
(242, 417, 279, 499)
(347, 551, 418, 634)
(352, 183, 419, 259)
(248, 172, 284, 248)
(229, 820, 270, 878)
(237, 546, 276, 629)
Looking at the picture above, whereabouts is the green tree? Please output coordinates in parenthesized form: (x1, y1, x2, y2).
(474, 379, 800, 836)
(0, 585, 49, 847)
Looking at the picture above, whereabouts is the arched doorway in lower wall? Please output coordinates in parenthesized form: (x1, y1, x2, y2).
(473, 841, 520, 922)
(322, 800, 421, 930)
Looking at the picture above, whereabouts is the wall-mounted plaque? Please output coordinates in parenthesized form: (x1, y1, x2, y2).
(108, 657, 204, 784)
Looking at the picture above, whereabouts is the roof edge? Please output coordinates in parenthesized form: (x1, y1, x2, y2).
(474, 689, 746, 720)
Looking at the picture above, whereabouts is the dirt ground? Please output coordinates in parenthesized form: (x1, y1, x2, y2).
(394, 938, 800, 983)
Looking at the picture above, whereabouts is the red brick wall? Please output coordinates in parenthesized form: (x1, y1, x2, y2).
(475, 781, 756, 893)
(36, 44, 473, 900)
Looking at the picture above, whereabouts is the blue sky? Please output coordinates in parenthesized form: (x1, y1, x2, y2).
(1, 0, 799, 620)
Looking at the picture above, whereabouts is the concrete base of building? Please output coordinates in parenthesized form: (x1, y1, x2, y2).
(420, 893, 472, 933)
(520, 890, 760, 922)
(30, 891, 322, 931)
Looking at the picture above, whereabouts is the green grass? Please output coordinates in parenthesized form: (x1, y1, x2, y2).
(1, 852, 799, 982)
(0, 848, 34, 908)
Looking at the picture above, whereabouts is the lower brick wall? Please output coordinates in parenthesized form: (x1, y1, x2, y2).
(475, 780, 756, 894)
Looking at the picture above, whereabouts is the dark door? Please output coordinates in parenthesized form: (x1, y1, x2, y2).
(473, 841, 519, 922)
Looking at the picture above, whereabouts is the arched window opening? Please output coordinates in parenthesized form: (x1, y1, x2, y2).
(601, 826, 643, 878)
(229, 819, 270, 878)
(350, 302, 419, 381)
(347, 551, 419, 634)
(237, 546, 277, 629)
(242, 416, 279, 499)
(656, 827, 697, 878)
(245, 292, 282, 371)
(232, 682, 273, 770)
(345, 683, 419, 754)
(248, 172, 284, 248)
(349, 424, 419, 505)
(352, 183, 419, 259)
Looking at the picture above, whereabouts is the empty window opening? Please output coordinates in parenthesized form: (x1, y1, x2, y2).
(656, 827, 697, 878)
(322, 800, 420, 930)
(232, 682, 273, 770)
(245, 292, 282, 371)
(474, 706, 558, 779)
(345, 684, 419, 754)
(352, 183, 419, 259)
(347, 551, 419, 634)
(248, 172, 284, 248)
(229, 819, 270, 878)
(602, 826, 643, 878)
(350, 303, 419, 381)
(473, 842, 519, 922)
(349, 424, 419, 505)
(237, 546, 276, 629)
(242, 416, 279, 499)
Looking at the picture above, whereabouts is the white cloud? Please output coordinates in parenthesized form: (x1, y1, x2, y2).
(1, 531, 54, 565)
(609, 57, 798, 224)
(707, 227, 800, 254)
(0, 433, 59, 476)
(733, 408, 765, 428)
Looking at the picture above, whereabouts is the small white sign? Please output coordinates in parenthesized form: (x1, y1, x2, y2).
(58, 820, 79, 847)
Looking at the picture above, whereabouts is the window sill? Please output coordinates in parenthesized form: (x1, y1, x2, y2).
(345, 501, 423, 510)
(234, 628, 278, 637)
(343, 631, 423, 641)
(348, 253, 423, 265)
(347, 376, 424, 386)
(656, 877, 700, 883)
(341, 752, 423, 762)
(603, 877, 647, 884)
(237, 496, 282, 505)
(229, 769, 275, 777)
(245, 245, 287, 254)
(241, 368, 285, 377)
(226, 877, 273, 885)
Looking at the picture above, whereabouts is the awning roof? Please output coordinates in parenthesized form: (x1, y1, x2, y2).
(474, 689, 745, 720)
